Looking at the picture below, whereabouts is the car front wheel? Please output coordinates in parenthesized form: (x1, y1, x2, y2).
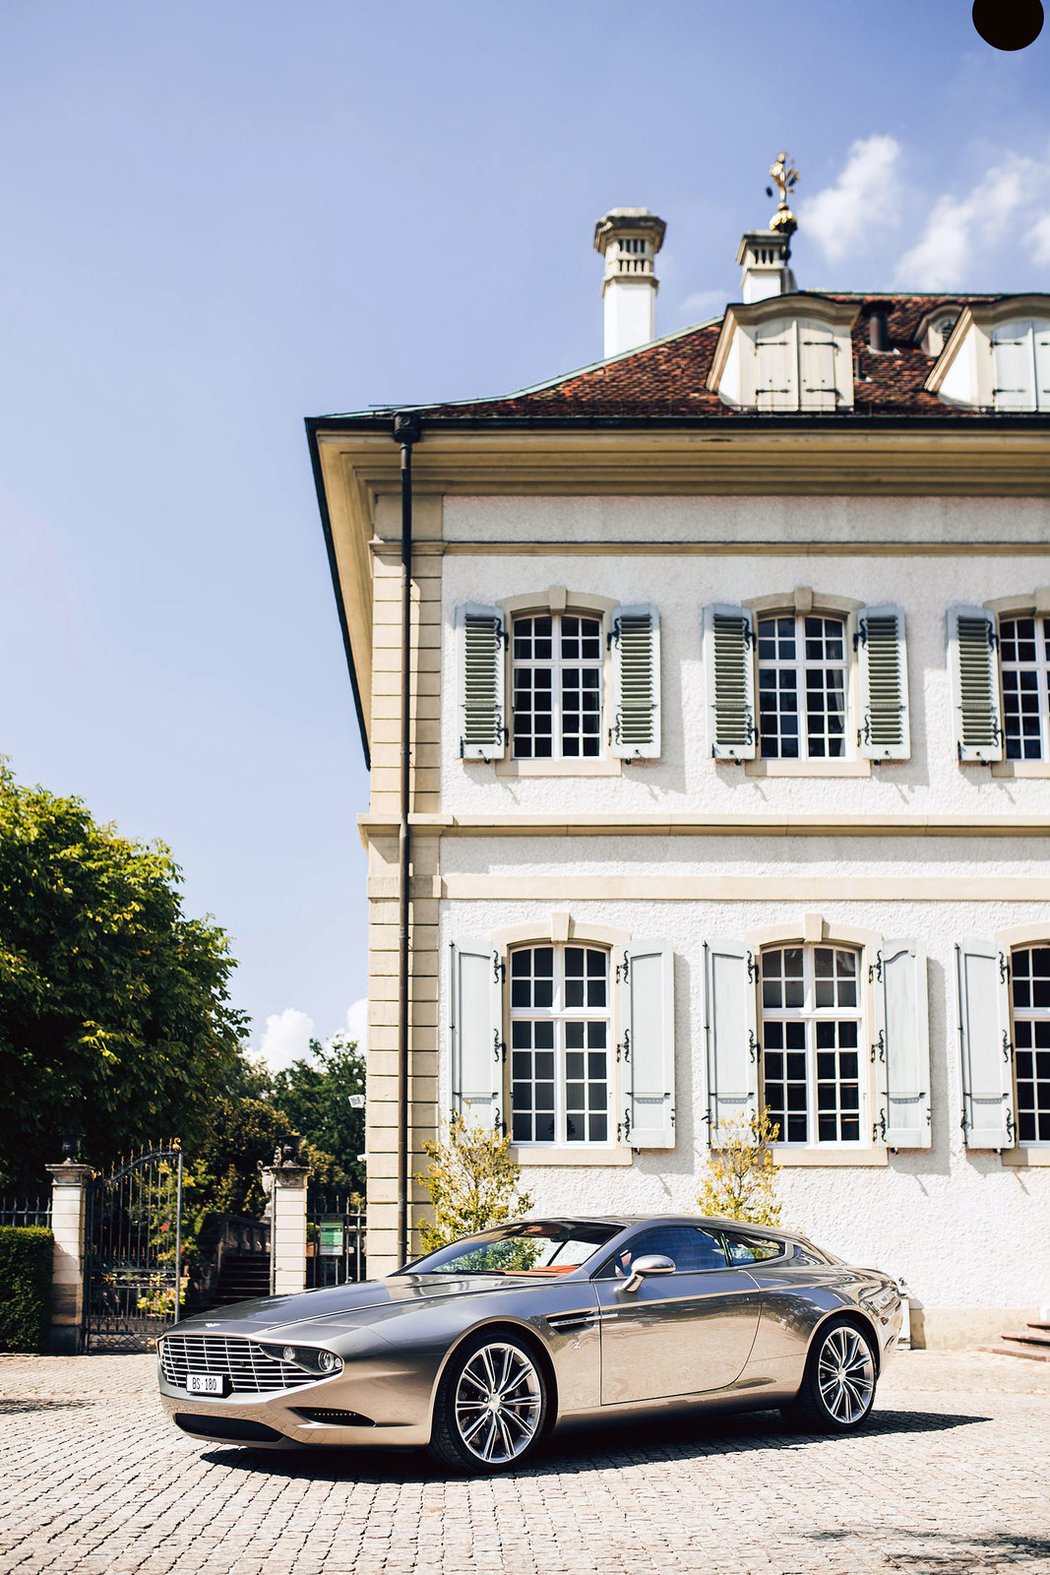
(428, 1333, 548, 1474)
(781, 1318, 877, 1432)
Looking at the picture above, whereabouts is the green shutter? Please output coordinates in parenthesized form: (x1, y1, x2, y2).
(619, 942, 675, 1147)
(703, 940, 758, 1136)
(955, 941, 1014, 1149)
(451, 939, 503, 1129)
(872, 940, 930, 1148)
(858, 604, 910, 760)
(611, 604, 661, 759)
(703, 604, 757, 760)
(947, 606, 1003, 764)
(458, 604, 506, 760)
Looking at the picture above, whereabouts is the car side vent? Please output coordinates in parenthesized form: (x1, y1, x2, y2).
(293, 1407, 376, 1427)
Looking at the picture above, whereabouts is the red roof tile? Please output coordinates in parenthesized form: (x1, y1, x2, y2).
(420, 294, 1006, 421)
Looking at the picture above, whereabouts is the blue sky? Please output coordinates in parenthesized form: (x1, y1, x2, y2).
(1, 2, 1047, 1067)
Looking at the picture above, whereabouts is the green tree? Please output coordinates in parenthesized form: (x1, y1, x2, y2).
(415, 1115, 533, 1252)
(0, 761, 247, 1187)
(270, 1034, 366, 1197)
(696, 1107, 783, 1226)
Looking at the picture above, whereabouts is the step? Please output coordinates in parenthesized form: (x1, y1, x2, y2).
(977, 1342, 1050, 1363)
(1001, 1327, 1050, 1347)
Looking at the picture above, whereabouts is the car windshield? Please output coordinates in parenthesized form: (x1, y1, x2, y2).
(406, 1221, 620, 1277)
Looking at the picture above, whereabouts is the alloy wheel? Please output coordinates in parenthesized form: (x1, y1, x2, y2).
(816, 1325, 875, 1425)
(453, 1342, 543, 1464)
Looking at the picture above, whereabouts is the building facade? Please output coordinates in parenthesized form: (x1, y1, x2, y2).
(308, 201, 1050, 1346)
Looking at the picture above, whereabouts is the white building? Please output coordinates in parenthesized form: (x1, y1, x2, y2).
(307, 186, 1050, 1346)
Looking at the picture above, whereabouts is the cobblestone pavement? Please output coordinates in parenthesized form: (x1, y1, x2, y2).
(1, 1349, 1049, 1575)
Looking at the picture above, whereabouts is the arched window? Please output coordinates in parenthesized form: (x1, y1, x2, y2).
(1010, 946, 1050, 1144)
(511, 612, 603, 760)
(1000, 617, 1050, 761)
(757, 613, 848, 760)
(509, 943, 611, 1144)
(760, 943, 862, 1144)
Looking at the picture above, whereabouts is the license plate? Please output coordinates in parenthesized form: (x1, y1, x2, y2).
(187, 1373, 226, 1396)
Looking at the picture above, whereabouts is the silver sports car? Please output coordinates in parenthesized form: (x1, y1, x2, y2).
(158, 1215, 902, 1474)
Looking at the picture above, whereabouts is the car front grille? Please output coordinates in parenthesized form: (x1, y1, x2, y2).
(160, 1334, 315, 1394)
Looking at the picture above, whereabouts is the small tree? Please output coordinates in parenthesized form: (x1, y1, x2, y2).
(415, 1116, 533, 1252)
(696, 1108, 783, 1226)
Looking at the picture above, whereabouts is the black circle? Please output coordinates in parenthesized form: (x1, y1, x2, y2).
(972, 0, 1044, 50)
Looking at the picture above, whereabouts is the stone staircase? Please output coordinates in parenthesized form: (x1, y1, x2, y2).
(979, 1320, 1050, 1362)
(213, 1252, 272, 1306)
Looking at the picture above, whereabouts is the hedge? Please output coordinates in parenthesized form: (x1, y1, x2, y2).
(0, 1227, 53, 1352)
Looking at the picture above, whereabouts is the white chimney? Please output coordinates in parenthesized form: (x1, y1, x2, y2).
(593, 208, 666, 358)
(737, 231, 797, 302)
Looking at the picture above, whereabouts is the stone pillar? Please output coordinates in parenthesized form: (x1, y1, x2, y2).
(45, 1162, 93, 1354)
(262, 1162, 310, 1296)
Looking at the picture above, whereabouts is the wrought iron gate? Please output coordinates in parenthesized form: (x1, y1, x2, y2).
(83, 1148, 183, 1350)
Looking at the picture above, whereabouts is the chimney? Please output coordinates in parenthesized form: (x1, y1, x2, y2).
(593, 208, 666, 358)
(737, 151, 799, 303)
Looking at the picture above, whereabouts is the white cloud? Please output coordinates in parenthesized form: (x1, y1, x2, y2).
(256, 1007, 316, 1071)
(802, 135, 903, 262)
(341, 997, 369, 1055)
(1027, 212, 1050, 266)
(681, 288, 725, 320)
(895, 152, 1046, 288)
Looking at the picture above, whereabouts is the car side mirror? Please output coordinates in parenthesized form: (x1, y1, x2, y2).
(619, 1253, 676, 1294)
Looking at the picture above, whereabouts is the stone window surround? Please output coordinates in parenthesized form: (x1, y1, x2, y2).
(742, 588, 870, 778)
(494, 587, 622, 778)
(491, 915, 633, 1165)
(745, 914, 887, 1167)
(997, 921, 1050, 1166)
(987, 591, 1050, 779)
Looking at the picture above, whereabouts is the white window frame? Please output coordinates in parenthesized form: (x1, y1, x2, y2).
(507, 941, 615, 1150)
(1009, 943, 1050, 1149)
(510, 609, 606, 763)
(759, 941, 866, 1150)
(755, 609, 853, 763)
(999, 613, 1050, 763)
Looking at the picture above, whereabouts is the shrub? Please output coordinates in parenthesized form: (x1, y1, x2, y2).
(0, 1227, 53, 1352)
(696, 1108, 783, 1226)
(415, 1116, 533, 1253)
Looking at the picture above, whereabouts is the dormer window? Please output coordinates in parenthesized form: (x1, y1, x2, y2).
(707, 295, 856, 413)
(920, 312, 959, 358)
(991, 319, 1050, 411)
(925, 295, 1050, 409)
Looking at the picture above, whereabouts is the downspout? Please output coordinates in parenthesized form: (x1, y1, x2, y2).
(393, 411, 421, 1268)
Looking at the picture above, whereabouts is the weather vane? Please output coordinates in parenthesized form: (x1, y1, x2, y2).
(765, 151, 799, 239)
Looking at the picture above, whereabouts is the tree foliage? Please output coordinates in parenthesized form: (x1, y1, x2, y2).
(696, 1108, 783, 1226)
(0, 761, 247, 1187)
(415, 1115, 533, 1252)
(271, 1034, 365, 1198)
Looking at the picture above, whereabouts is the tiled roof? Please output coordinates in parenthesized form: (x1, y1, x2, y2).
(418, 294, 1004, 421)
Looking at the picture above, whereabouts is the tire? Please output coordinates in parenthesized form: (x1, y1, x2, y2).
(428, 1331, 549, 1474)
(780, 1317, 877, 1433)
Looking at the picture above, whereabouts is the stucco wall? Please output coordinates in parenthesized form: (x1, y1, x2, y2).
(437, 886, 1050, 1315)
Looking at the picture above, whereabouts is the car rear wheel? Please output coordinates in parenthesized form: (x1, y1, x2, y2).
(428, 1333, 548, 1474)
(781, 1318, 877, 1432)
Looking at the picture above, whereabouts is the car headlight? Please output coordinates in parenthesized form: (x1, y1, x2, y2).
(266, 1344, 343, 1377)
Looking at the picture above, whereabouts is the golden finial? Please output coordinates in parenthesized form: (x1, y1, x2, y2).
(766, 151, 799, 238)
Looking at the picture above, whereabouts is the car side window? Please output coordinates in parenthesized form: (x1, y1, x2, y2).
(722, 1232, 784, 1266)
(599, 1226, 728, 1277)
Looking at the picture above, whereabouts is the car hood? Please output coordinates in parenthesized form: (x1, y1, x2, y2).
(169, 1274, 546, 1339)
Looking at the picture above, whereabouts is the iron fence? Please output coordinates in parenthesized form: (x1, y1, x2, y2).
(0, 1196, 52, 1229)
(307, 1194, 366, 1288)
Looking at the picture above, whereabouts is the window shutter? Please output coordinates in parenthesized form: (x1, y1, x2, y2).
(872, 940, 930, 1148)
(702, 604, 757, 760)
(947, 606, 1003, 763)
(955, 941, 1015, 1149)
(457, 604, 507, 760)
(450, 939, 503, 1130)
(703, 941, 758, 1138)
(857, 603, 910, 760)
(992, 320, 1035, 411)
(1036, 323, 1050, 411)
(798, 324, 838, 410)
(611, 604, 661, 759)
(754, 324, 796, 410)
(619, 941, 675, 1148)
